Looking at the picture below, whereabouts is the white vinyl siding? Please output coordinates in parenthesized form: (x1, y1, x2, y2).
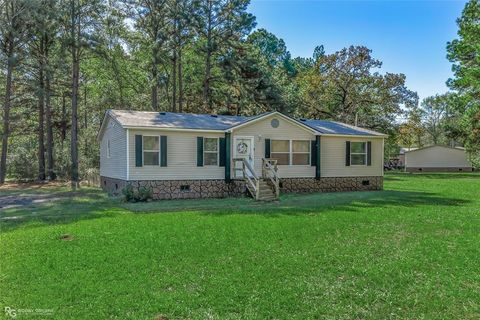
(232, 114, 316, 178)
(107, 140, 111, 158)
(405, 146, 472, 168)
(99, 117, 127, 179)
(128, 129, 224, 180)
(100, 112, 385, 181)
(321, 136, 383, 177)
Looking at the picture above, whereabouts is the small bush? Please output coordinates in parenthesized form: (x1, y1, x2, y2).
(122, 184, 152, 202)
(137, 186, 153, 202)
(122, 184, 136, 202)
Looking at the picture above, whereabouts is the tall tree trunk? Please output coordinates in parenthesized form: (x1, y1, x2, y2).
(61, 92, 67, 145)
(45, 61, 55, 180)
(71, 51, 79, 189)
(172, 49, 177, 112)
(84, 86, 88, 157)
(0, 41, 14, 184)
(37, 41, 46, 181)
(203, 38, 212, 111)
(84, 86, 87, 129)
(203, 4, 212, 111)
(178, 47, 183, 113)
(70, 0, 79, 189)
(111, 57, 125, 107)
(151, 48, 159, 111)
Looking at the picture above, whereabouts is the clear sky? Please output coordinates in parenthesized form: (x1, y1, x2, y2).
(248, 0, 467, 102)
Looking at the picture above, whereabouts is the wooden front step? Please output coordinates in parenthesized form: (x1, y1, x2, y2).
(234, 157, 280, 201)
(256, 179, 277, 201)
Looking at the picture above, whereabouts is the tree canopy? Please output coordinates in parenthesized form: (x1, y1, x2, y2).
(3, 0, 477, 183)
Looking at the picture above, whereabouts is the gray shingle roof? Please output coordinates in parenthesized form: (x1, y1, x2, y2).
(107, 110, 385, 136)
(109, 110, 267, 130)
(300, 119, 384, 136)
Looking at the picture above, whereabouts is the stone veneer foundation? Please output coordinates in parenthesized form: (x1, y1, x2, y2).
(101, 176, 383, 200)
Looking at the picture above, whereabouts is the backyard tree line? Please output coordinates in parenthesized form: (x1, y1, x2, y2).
(397, 0, 480, 165)
(0, 0, 478, 185)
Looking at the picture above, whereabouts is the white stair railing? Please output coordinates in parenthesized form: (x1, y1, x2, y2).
(233, 158, 260, 199)
(262, 158, 280, 199)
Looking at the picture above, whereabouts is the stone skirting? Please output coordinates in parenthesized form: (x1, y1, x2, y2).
(101, 176, 246, 199)
(406, 167, 473, 172)
(101, 176, 383, 200)
(280, 176, 383, 193)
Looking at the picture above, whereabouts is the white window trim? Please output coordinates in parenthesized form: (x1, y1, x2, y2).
(271, 139, 311, 166)
(107, 139, 111, 158)
(350, 141, 367, 166)
(143, 135, 160, 166)
(203, 137, 219, 166)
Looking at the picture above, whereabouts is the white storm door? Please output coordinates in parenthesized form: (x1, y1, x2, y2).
(233, 136, 255, 178)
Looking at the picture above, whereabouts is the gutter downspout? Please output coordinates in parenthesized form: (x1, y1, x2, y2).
(126, 129, 129, 181)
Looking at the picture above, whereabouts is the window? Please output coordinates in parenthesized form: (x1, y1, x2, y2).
(350, 142, 367, 165)
(143, 136, 159, 165)
(271, 140, 310, 165)
(271, 118, 280, 128)
(292, 140, 310, 165)
(271, 140, 290, 165)
(107, 140, 111, 158)
(204, 137, 218, 166)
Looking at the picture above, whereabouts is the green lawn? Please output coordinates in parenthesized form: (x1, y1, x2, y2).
(1, 173, 479, 319)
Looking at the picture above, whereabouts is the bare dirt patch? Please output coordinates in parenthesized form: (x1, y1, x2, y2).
(0, 181, 70, 211)
(0, 181, 68, 191)
(0, 194, 63, 211)
(59, 234, 75, 241)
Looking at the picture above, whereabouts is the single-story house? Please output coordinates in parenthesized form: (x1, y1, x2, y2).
(404, 145, 473, 172)
(98, 110, 386, 200)
(398, 147, 418, 165)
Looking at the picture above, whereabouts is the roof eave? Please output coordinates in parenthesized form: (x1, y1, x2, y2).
(318, 133, 387, 138)
(228, 111, 317, 134)
(97, 109, 112, 142)
(122, 125, 226, 133)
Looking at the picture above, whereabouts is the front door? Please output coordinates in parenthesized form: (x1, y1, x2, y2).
(233, 136, 255, 178)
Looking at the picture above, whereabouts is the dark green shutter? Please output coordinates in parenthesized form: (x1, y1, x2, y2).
(135, 135, 143, 167)
(367, 141, 372, 166)
(225, 133, 231, 182)
(346, 141, 351, 166)
(197, 137, 203, 167)
(315, 136, 321, 179)
(219, 137, 226, 167)
(311, 140, 317, 167)
(265, 139, 271, 158)
(160, 136, 167, 167)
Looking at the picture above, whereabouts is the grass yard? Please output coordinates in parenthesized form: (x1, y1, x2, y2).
(1, 173, 479, 319)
